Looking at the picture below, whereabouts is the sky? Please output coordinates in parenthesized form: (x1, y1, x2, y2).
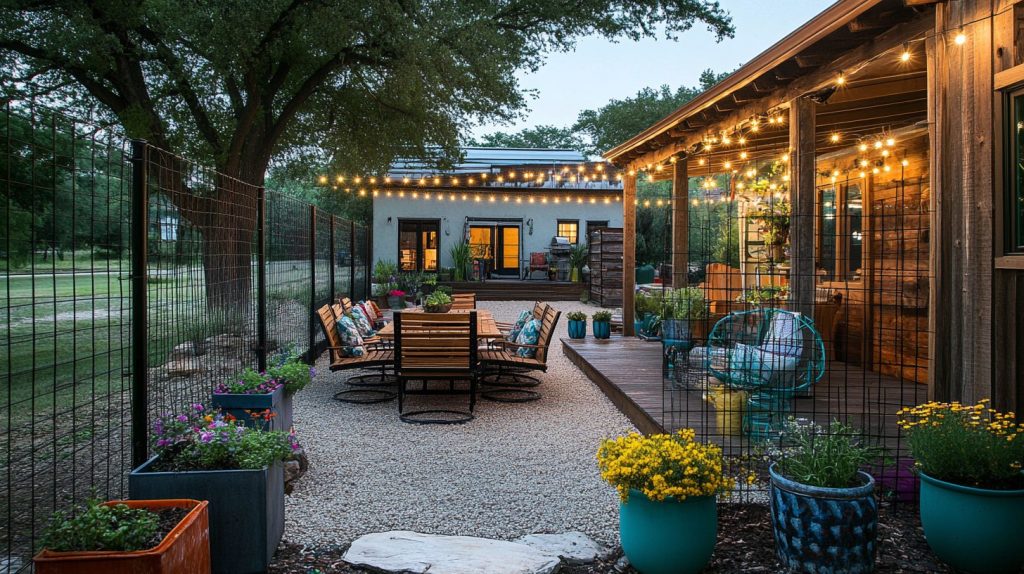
(471, 0, 833, 138)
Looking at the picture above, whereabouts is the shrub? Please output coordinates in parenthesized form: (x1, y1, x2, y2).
(373, 259, 397, 283)
(662, 287, 708, 320)
(566, 311, 587, 321)
(267, 348, 314, 394)
(898, 400, 1023, 489)
(598, 429, 734, 502)
(42, 498, 159, 552)
(214, 368, 282, 395)
(773, 419, 885, 488)
(151, 405, 296, 471)
(423, 290, 452, 310)
(593, 310, 613, 322)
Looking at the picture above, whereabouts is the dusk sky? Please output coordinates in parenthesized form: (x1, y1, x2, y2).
(473, 0, 833, 138)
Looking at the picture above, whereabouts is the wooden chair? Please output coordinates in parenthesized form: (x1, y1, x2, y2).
(315, 305, 396, 403)
(494, 301, 548, 339)
(525, 252, 549, 280)
(394, 311, 478, 424)
(451, 292, 476, 310)
(479, 305, 561, 402)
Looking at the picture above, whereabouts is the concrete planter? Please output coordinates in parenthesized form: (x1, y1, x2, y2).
(129, 457, 284, 574)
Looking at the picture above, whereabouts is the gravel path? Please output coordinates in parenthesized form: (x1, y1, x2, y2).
(284, 300, 636, 548)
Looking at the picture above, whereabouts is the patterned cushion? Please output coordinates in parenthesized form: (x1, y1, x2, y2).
(367, 300, 383, 317)
(349, 307, 377, 337)
(335, 316, 366, 357)
(728, 343, 799, 386)
(514, 318, 542, 358)
(358, 302, 377, 322)
(762, 312, 803, 357)
(507, 309, 533, 341)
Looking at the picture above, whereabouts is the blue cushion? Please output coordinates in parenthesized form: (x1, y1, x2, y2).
(507, 309, 532, 341)
(335, 316, 366, 357)
(728, 343, 799, 386)
(349, 307, 377, 337)
(515, 318, 542, 358)
(762, 312, 803, 357)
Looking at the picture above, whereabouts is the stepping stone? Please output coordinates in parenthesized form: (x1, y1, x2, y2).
(514, 531, 610, 564)
(343, 531, 561, 574)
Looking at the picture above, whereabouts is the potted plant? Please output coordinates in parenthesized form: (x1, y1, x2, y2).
(750, 200, 791, 262)
(211, 369, 284, 431)
(33, 498, 210, 574)
(566, 311, 587, 339)
(568, 243, 588, 283)
(421, 273, 438, 296)
(130, 405, 295, 574)
(634, 291, 662, 338)
(598, 429, 733, 574)
(579, 289, 589, 304)
(266, 346, 315, 432)
(736, 285, 789, 309)
(387, 289, 406, 310)
(661, 287, 707, 348)
(592, 310, 612, 339)
(897, 400, 1024, 574)
(449, 241, 472, 281)
(769, 419, 885, 574)
(422, 290, 453, 313)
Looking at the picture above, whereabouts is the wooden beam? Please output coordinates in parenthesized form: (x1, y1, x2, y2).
(789, 97, 817, 320)
(623, 174, 637, 336)
(672, 161, 689, 288)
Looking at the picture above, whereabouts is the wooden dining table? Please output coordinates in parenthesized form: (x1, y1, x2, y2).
(376, 308, 503, 340)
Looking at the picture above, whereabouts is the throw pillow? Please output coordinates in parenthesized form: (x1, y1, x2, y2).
(728, 343, 800, 386)
(762, 311, 804, 357)
(335, 316, 366, 357)
(507, 309, 533, 341)
(515, 318, 542, 358)
(349, 307, 376, 337)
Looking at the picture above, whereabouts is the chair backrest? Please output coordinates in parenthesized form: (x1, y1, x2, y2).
(532, 301, 548, 320)
(340, 297, 353, 312)
(317, 304, 344, 361)
(452, 292, 476, 310)
(534, 305, 562, 363)
(394, 311, 477, 376)
(530, 252, 548, 268)
(704, 263, 742, 314)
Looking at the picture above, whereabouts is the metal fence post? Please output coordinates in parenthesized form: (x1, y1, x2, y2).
(349, 221, 356, 300)
(308, 205, 317, 362)
(329, 216, 336, 304)
(364, 225, 372, 298)
(256, 186, 267, 372)
(129, 139, 149, 469)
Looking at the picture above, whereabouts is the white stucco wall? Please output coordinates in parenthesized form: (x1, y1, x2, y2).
(371, 193, 623, 270)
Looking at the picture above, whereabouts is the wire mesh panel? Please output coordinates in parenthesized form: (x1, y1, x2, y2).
(266, 191, 314, 357)
(1, 103, 133, 572)
(335, 220, 354, 302)
(353, 224, 369, 301)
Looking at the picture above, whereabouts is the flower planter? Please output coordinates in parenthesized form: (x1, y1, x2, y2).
(280, 390, 294, 431)
(918, 471, 1024, 574)
(33, 499, 210, 574)
(769, 464, 877, 574)
(387, 295, 403, 309)
(567, 319, 586, 339)
(211, 384, 284, 431)
(130, 457, 284, 574)
(592, 320, 611, 339)
(619, 489, 716, 574)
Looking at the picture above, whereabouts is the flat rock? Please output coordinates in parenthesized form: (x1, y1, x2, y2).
(514, 532, 610, 564)
(343, 531, 561, 574)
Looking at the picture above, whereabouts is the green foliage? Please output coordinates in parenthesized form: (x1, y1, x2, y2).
(568, 243, 589, 277)
(373, 259, 398, 283)
(423, 290, 453, 311)
(449, 241, 472, 281)
(592, 310, 613, 322)
(662, 287, 707, 320)
(152, 407, 294, 471)
(634, 290, 664, 317)
(774, 419, 886, 489)
(268, 349, 314, 394)
(736, 285, 789, 305)
(471, 125, 586, 153)
(750, 200, 791, 246)
(566, 311, 587, 321)
(42, 499, 159, 552)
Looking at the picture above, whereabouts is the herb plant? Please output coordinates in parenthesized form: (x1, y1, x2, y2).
(267, 347, 314, 394)
(566, 311, 587, 321)
(42, 498, 159, 552)
(774, 419, 885, 488)
(423, 290, 452, 310)
(593, 310, 613, 322)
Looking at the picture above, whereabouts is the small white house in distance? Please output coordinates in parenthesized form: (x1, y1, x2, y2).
(371, 148, 623, 279)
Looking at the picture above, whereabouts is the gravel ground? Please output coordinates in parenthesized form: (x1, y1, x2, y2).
(283, 300, 636, 548)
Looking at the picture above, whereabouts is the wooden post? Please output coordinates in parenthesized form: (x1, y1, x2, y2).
(623, 173, 637, 336)
(789, 96, 817, 320)
(672, 160, 689, 288)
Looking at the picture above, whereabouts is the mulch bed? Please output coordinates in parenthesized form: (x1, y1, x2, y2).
(268, 502, 950, 573)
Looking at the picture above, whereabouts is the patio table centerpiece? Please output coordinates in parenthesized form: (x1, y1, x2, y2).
(129, 405, 296, 574)
(768, 419, 884, 574)
(592, 310, 612, 339)
(33, 497, 210, 574)
(898, 400, 1024, 574)
(210, 369, 284, 431)
(566, 311, 587, 339)
(422, 290, 453, 313)
(387, 289, 406, 310)
(598, 429, 733, 574)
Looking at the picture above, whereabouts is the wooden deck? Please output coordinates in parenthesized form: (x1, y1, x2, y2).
(443, 279, 584, 301)
(562, 336, 928, 453)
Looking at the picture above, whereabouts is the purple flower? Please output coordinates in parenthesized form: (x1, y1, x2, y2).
(309, 367, 317, 378)
(199, 431, 213, 443)
(176, 414, 188, 422)
(192, 403, 205, 412)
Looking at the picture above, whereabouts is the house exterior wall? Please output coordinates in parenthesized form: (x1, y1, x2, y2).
(370, 193, 622, 271)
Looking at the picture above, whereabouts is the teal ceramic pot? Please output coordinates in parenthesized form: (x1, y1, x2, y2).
(568, 319, 586, 339)
(593, 320, 611, 339)
(619, 490, 717, 574)
(769, 464, 877, 574)
(919, 471, 1024, 574)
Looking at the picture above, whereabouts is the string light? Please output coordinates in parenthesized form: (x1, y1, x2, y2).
(836, 72, 846, 86)
(954, 29, 966, 45)
(830, 133, 841, 143)
(900, 43, 911, 62)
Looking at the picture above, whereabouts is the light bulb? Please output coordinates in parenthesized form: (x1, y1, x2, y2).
(955, 31, 966, 45)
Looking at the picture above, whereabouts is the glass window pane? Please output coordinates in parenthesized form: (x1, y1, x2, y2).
(399, 222, 417, 271)
(423, 227, 438, 271)
(557, 221, 578, 243)
(1014, 94, 1024, 251)
(502, 227, 519, 269)
(846, 186, 863, 279)
(819, 188, 836, 280)
(469, 227, 492, 260)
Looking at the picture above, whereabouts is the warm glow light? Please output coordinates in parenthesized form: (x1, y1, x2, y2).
(859, 143, 868, 152)
(318, 175, 328, 185)
(723, 161, 732, 169)
(698, 158, 706, 166)
(886, 137, 896, 147)
(836, 73, 846, 86)
(900, 50, 911, 63)
(861, 160, 870, 168)
(901, 159, 910, 167)
(955, 31, 966, 45)
(738, 137, 747, 145)
(874, 141, 883, 149)
(830, 133, 841, 143)
(739, 151, 748, 160)
(882, 150, 890, 157)
(403, 177, 410, 184)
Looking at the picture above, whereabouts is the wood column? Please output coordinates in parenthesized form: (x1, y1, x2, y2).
(623, 173, 637, 336)
(671, 161, 689, 288)
(789, 96, 817, 320)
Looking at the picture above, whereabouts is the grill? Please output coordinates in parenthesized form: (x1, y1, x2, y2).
(549, 236, 572, 280)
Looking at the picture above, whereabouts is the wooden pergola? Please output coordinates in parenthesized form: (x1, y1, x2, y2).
(603, 0, 1024, 410)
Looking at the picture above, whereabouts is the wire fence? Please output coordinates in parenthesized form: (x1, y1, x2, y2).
(0, 101, 369, 572)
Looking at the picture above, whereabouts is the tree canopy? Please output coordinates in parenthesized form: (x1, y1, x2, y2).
(469, 125, 584, 152)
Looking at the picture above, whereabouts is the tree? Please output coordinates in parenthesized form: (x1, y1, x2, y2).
(573, 68, 733, 156)
(1, 0, 732, 309)
(470, 125, 586, 153)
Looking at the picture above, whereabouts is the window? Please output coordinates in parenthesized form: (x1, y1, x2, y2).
(398, 220, 439, 272)
(1010, 89, 1024, 252)
(557, 220, 579, 244)
(816, 184, 862, 281)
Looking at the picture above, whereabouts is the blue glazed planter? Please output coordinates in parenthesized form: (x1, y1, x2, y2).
(769, 464, 877, 574)
(593, 320, 611, 339)
(619, 490, 717, 574)
(919, 471, 1024, 574)
(568, 319, 586, 339)
(211, 384, 284, 431)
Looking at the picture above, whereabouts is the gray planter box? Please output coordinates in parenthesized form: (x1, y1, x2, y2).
(211, 384, 285, 431)
(281, 391, 294, 431)
(129, 456, 284, 574)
